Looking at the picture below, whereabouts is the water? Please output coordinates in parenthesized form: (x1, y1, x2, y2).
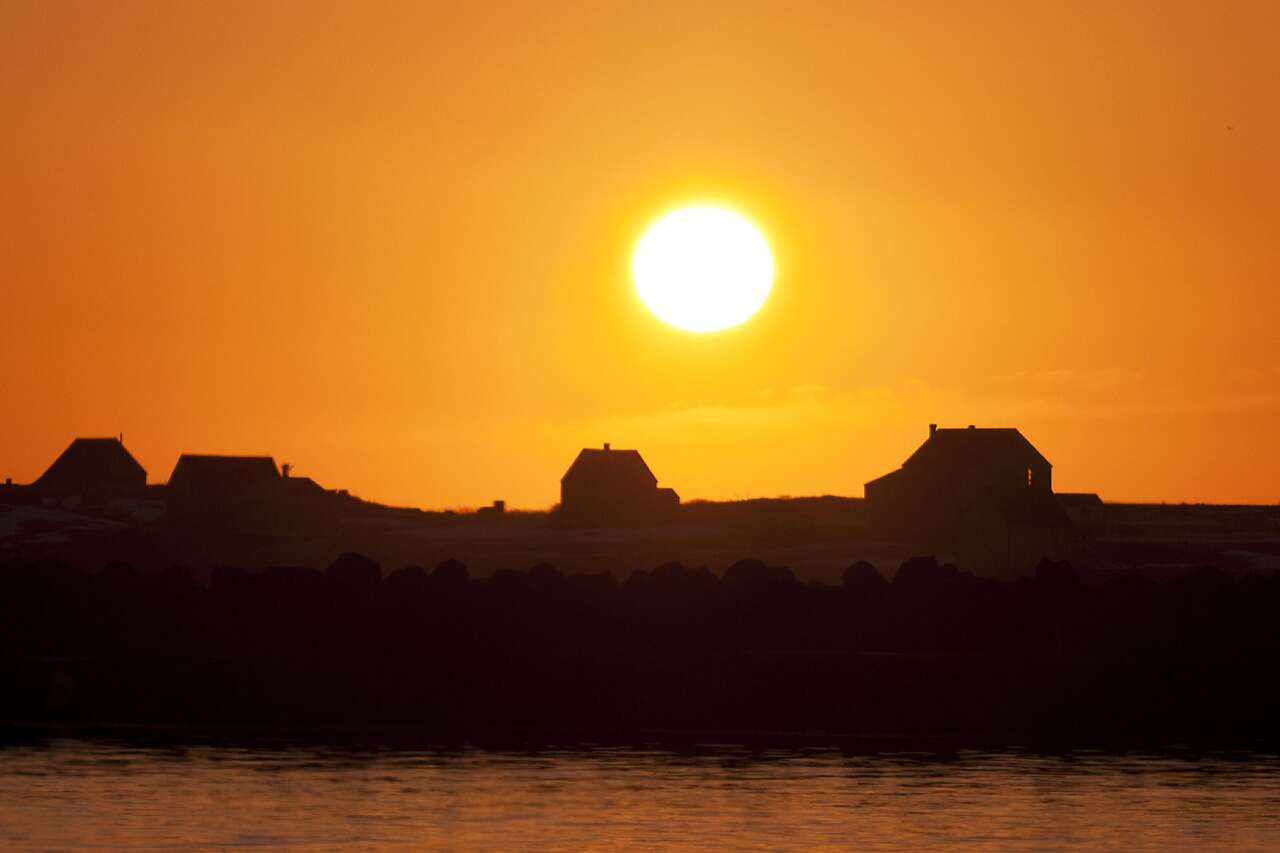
(2, 740, 1279, 850)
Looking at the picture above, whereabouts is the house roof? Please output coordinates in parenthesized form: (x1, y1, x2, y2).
(864, 467, 906, 489)
(562, 446, 657, 486)
(282, 475, 327, 497)
(1055, 492, 1104, 507)
(35, 437, 146, 492)
(903, 427, 1050, 470)
(168, 454, 279, 498)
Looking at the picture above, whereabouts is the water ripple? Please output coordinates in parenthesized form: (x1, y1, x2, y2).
(1, 741, 1279, 850)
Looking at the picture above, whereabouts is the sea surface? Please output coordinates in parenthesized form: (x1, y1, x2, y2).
(2, 738, 1279, 850)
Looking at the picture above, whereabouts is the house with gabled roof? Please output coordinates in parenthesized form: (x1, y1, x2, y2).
(864, 424, 1056, 539)
(558, 443, 679, 526)
(167, 454, 282, 503)
(164, 453, 352, 529)
(34, 437, 147, 497)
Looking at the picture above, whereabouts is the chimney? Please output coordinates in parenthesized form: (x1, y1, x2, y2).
(3, 478, 10, 486)
(281, 463, 292, 479)
(928, 424, 937, 438)
(603, 442, 611, 451)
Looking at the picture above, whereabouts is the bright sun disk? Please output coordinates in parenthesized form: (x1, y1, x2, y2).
(632, 205, 774, 332)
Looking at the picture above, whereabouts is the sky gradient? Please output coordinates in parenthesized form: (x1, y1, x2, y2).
(3, 1, 1278, 507)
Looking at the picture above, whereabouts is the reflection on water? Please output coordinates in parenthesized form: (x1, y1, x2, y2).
(2, 740, 1279, 850)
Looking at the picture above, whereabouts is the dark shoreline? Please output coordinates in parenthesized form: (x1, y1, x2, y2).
(5, 553, 1280, 747)
(5, 720, 1280, 759)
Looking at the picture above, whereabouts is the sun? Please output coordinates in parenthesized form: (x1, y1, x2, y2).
(632, 205, 774, 332)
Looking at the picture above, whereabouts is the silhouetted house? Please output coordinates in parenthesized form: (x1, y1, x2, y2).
(165, 455, 353, 529)
(558, 443, 679, 526)
(0, 474, 35, 506)
(864, 424, 1053, 537)
(33, 437, 146, 497)
(168, 454, 281, 503)
(956, 488, 1075, 579)
(476, 499, 506, 518)
(281, 474, 327, 498)
(1056, 492, 1105, 525)
(166, 454, 281, 527)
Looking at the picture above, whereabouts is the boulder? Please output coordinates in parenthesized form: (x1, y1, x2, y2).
(326, 552, 382, 590)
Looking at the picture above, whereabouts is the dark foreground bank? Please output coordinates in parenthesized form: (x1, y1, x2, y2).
(3, 554, 1278, 745)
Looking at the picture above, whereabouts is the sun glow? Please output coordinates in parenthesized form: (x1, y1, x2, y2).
(632, 205, 774, 332)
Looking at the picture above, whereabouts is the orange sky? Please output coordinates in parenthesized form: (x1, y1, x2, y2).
(3, 1, 1278, 508)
